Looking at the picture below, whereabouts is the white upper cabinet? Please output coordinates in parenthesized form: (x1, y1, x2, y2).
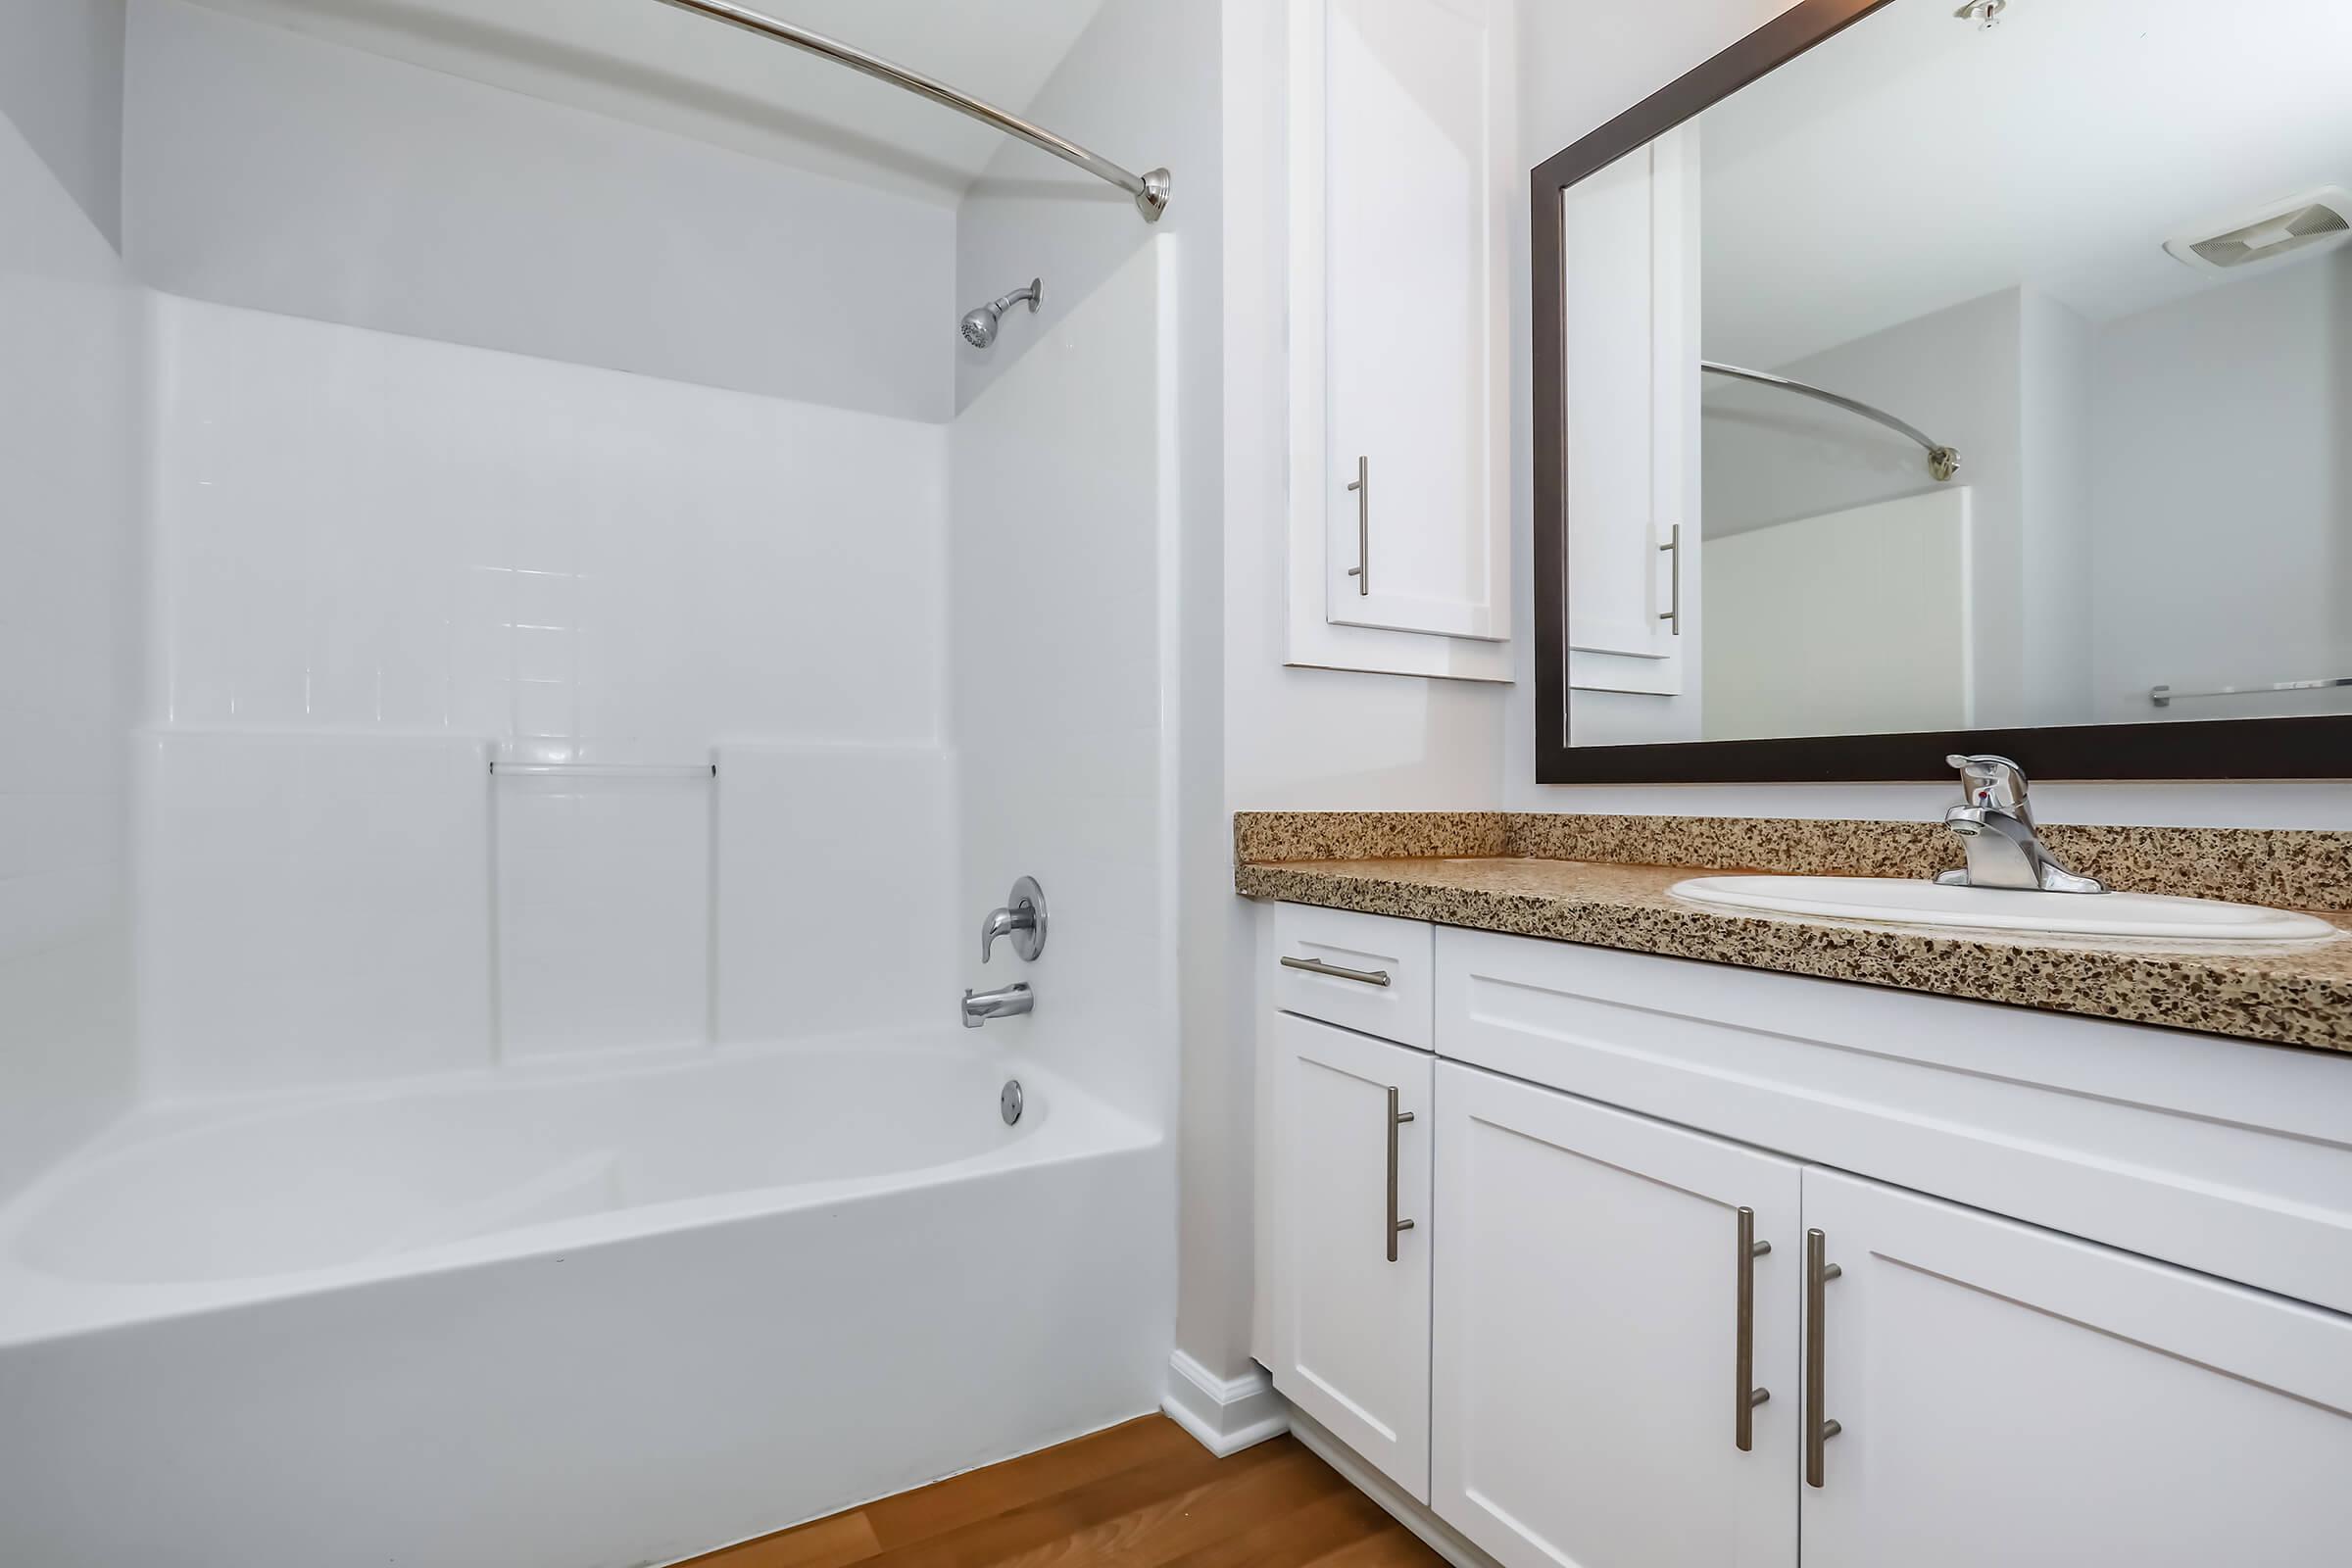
(1561, 132, 1698, 700)
(1287, 0, 1512, 678)
(1800, 1168, 2352, 1568)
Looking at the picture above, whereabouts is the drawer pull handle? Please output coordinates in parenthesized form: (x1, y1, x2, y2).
(1736, 1207, 1771, 1451)
(1805, 1228, 1842, 1488)
(1386, 1086, 1415, 1263)
(1281, 956, 1392, 988)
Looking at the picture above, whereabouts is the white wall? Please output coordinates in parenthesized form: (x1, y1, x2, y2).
(123, 0, 955, 421)
(1505, 0, 2352, 826)
(142, 296, 955, 1094)
(0, 0, 124, 248)
(2089, 250, 2352, 726)
(0, 107, 145, 1197)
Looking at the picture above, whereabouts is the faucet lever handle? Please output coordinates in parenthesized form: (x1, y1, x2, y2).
(1945, 753, 2031, 815)
(978, 875, 1049, 963)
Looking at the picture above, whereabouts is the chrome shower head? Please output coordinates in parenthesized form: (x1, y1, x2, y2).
(960, 277, 1042, 348)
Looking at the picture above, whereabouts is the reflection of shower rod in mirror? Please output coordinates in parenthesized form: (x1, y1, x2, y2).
(1701, 361, 1961, 482)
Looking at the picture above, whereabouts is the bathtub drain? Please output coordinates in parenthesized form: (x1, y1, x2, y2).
(1001, 1079, 1025, 1126)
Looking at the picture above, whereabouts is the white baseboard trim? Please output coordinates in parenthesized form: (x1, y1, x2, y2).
(1159, 1350, 1290, 1457)
(1285, 1409, 1501, 1568)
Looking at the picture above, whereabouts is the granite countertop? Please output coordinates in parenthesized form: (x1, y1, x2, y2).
(1234, 814, 2352, 1054)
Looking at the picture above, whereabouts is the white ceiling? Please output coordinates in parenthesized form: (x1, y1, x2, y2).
(1699, 0, 2352, 367)
(173, 0, 1112, 203)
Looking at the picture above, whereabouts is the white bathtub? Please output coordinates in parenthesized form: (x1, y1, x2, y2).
(0, 1035, 1170, 1567)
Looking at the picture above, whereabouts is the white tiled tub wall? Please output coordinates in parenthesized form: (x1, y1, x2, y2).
(140, 297, 959, 1091)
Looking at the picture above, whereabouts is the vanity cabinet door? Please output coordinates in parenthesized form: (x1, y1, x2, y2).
(1268, 1012, 1434, 1500)
(1800, 1168, 2352, 1568)
(1431, 1062, 1800, 1568)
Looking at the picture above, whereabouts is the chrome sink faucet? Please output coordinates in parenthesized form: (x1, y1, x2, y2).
(1935, 755, 2106, 894)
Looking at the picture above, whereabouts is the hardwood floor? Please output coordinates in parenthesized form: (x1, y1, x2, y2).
(680, 1416, 1443, 1568)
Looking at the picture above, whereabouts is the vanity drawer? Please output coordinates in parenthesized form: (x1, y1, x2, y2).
(1435, 925, 2352, 1316)
(1271, 905, 1433, 1049)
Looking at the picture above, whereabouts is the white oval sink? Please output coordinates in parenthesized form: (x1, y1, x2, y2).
(1670, 875, 2339, 944)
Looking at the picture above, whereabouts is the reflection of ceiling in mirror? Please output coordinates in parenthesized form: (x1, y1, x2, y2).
(1698, 0, 2352, 368)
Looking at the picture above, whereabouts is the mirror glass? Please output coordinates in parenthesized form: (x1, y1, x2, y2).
(1557, 0, 2352, 747)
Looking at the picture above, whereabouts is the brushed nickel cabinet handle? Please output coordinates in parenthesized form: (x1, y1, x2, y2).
(1280, 956, 1392, 988)
(1385, 1086, 1416, 1263)
(1347, 456, 1369, 596)
(1736, 1207, 1771, 1451)
(1805, 1228, 1843, 1488)
(1658, 523, 1683, 634)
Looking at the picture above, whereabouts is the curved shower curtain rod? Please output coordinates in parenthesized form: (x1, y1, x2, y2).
(1701, 361, 1959, 482)
(649, 0, 1172, 222)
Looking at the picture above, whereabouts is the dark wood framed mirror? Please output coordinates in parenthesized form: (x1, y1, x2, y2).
(1532, 0, 2352, 783)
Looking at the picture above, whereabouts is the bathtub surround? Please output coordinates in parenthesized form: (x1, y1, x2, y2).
(147, 296, 948, 749)
(950, 238, 1184, 1410)
(0, 104, 145, 1201)
(496, 766, 713, 1059)
(137, 732, 495, 1095)
(135, 293, 956, 1092)
(953, 239, 1185, 1127)
(715, 744, 957, 1044)
(1, 212, 1186, 1559)
(2, 9, 1198, 1554)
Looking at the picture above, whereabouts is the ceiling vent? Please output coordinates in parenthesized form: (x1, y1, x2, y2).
(2165, 188, 2352, 277)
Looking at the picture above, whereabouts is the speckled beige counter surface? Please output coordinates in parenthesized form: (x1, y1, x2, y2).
(1234, 818, 2352, 1054)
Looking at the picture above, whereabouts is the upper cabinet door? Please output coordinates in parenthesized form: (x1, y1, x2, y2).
(1801, 1168, 2352, 1567)
(1562, 132, 1697, 699)
(1432, 1063, 1800, 1568)
(1318, 0, 1509, 642)
(1268, 1011, 1435, 1501)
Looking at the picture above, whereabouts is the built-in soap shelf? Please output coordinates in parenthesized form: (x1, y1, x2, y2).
(490, 761, 715, 779)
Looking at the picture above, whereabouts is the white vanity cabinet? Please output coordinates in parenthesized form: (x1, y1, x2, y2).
(1251, 907, 2352, 1565)
(1265, 1012, 1433, 1498)
(1432, 1063, 1800, 1568)
(1800, 1169, 2352, 1568)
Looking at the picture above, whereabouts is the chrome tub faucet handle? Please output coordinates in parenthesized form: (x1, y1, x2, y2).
(979, 876, 1049, 962)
